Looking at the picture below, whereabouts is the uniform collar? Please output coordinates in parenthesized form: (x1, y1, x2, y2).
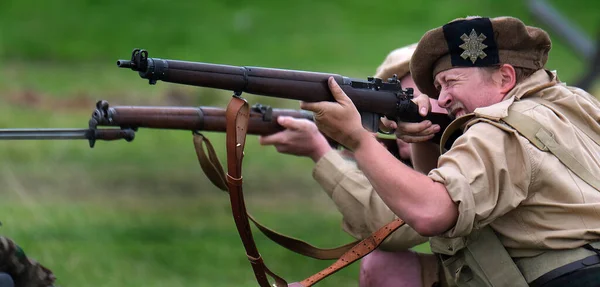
(439, 69, 558, 151)
(473, 69, 556, 121)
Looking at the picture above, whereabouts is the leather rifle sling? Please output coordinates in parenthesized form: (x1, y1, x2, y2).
(193, 129, 406, 286)
(192, 132, 360, 260)
(195, 96, 407, 286)
(224, 96, 288, 287)
(298, 218, 405, 286)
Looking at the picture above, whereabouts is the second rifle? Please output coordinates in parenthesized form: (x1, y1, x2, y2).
(0, 100, 398, 155)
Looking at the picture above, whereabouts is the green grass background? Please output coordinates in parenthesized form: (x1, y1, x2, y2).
(0, 0, 598, 286)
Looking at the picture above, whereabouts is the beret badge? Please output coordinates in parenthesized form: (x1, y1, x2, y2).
(460, 29, 488, 64)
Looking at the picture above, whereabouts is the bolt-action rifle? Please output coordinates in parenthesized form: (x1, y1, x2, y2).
(0, 100, 398, 153)
(0, 100, 307, 146)
(116, 48, 452, 143)
(0, 101, 317, 147)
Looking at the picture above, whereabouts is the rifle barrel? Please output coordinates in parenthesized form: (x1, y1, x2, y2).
(0, 128, 135, 148)
(0, 128, 90, 140)
(117, 49, 418, 119)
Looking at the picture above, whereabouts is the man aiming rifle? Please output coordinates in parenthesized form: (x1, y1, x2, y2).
(302, 16, 600, 287)
(259, 43, 446, 287)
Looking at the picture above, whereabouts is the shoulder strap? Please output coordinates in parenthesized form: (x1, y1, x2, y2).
(525, 97, 600, 147)
(502, 108, 600, 191)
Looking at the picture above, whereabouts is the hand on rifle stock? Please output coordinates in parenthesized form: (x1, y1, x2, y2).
(384, 93, 441, 143)
(258, 116, 332, 162)
(300, 77, 370, 151)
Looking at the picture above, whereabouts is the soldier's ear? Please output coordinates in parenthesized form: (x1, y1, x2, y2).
(498, 64, 516, 94)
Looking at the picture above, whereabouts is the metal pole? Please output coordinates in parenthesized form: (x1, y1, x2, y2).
(528, 0, 596, 61)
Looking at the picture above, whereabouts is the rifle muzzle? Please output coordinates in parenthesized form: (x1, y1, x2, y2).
(116, 60, 134, 69)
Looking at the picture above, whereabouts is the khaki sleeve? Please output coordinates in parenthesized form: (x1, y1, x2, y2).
(313, 150, 428, 251)
(428, 122, 532, 238)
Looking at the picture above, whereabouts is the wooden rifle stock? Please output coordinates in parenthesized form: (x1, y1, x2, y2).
(92, 100, 311, 135)
(91, 100, 398, 153)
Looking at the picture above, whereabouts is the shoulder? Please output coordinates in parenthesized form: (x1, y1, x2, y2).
(457, 118, 519, 148)
(443, 119, 535, 174)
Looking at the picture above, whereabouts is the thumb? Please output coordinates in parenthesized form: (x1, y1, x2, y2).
(327, 77, 351, 104)
(300, 101, 320, 113)
(412, 94, 432, 117)
(277, 116, 307, 130)
(379, 117, 397, 133)
(258, 132, 284, 146)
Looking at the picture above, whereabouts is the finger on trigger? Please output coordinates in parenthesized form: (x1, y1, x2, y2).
(398, 133, 435, 143)
(396, 120, 432, 134)
(423, 124, 441, 135)
(410, 123, 441, 137)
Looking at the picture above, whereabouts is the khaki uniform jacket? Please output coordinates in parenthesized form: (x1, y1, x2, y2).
(429, 69, 600, 258)
(313, 151, 428, 251)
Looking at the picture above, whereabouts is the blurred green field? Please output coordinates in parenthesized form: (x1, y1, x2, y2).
(0, 0, 598, 286)
(2, 193, 368, 287)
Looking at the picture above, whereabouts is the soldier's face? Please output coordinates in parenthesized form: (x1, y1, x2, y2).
(434, 67, 504, 118)
(401, 74, 446, 114)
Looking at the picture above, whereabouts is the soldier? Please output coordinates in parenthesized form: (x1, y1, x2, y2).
(301, 16, 600, 286)
(260, 43, 444, 287)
